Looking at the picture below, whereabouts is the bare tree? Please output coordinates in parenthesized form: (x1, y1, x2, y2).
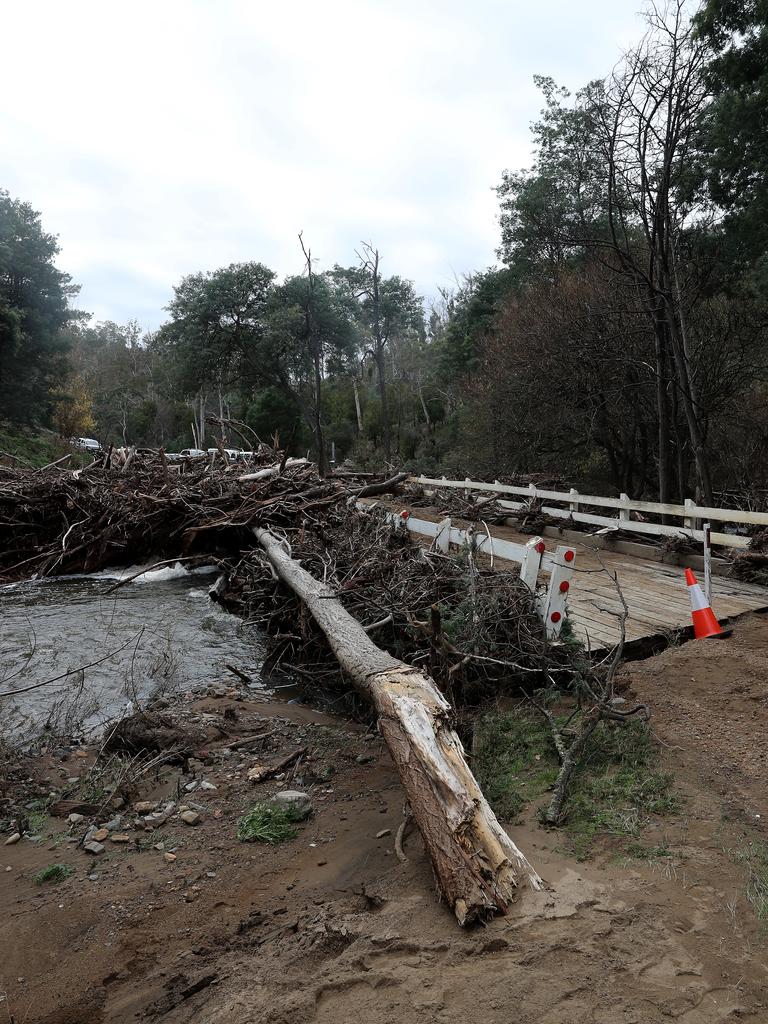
(594, 0, 713, 504)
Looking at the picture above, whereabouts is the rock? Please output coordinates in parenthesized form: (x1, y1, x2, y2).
(246, 765, 266, 782)
(199, 781, 217, 791)
(133, 801, 158, 814)
(74, 749, 89, 759)
(180, 810, 201, 826)
(376, 829, 391, 839)
(184, 781, 198, 793)
(84, 826, 98, 843)
(356, 754, 375, 764)
(110, 834, 131, 843)
(163, 852, 177, 863)
(102, 816, 123, 831)
(84, 841, 105, 855)
(270, 791, 312, 821)
(92, 828, 110, 842)
(4, 833, 21, 846)
(67, 813, 85, 825)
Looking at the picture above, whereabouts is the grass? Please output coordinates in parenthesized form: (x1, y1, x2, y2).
(237, 802, 306, 844)
(474, 707, 678, 858)
(0, 424, 86, 469)
(733, 841, 768, 921)
(33, 863, 74, 885)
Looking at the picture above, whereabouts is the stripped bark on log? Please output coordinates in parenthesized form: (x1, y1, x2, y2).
(253, 526, 543, 925)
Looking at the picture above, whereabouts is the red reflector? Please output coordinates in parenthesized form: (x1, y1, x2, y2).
(564, 550, 575, 562)
(559, 581, 569, 593)
(400, 510, 410, 519)
(551, 611, 562, 623)
(535, 541, 545, 554)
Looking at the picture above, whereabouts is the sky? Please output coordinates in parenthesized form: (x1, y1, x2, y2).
(1, 1, 642, 330)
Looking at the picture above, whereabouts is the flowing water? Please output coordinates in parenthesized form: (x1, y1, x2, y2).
(0, 563, 269, 739)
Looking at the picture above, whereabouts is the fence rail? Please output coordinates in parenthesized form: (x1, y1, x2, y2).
(412, 475, 764, 550)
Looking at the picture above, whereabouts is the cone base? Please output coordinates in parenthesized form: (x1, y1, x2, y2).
(703, 627, 732, 640)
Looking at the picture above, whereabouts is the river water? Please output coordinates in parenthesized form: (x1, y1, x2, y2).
(0, 564, 268, 740)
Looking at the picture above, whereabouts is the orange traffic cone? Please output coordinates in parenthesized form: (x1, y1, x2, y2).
(684, 568, 731, 639)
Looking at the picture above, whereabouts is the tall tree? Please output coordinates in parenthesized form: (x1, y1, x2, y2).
(696, 0, 768, 277)
(333, 248, 424, 463)
(0, 189, 80, 423)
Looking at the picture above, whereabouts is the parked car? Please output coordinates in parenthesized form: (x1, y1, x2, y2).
(206, 447, 241, 460)
(71, 437, 101, 453)
(179, 448, 207, 459)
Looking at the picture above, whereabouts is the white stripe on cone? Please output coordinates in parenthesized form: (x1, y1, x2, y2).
(687, 581, 708, 612)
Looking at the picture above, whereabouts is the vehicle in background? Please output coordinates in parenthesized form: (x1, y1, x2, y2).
(178, 448, 207, 459)
(206, 447, 241, 460)
(70, 437, 101, 453)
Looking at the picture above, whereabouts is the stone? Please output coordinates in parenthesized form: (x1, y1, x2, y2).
(133, 801, 157, 814)
(84, 841, 105, 855)
(102, 816, 123, 831)
(246, 765, 266, 782)
(270, 791, 312, 821)
(163, 852, 177, 863)
(180, 810, 201, 826)
(92, 828, 110, 842)
(376, 829, 391, 839)
(4, 833, 21, 846)
(184, 781, 198, 793)
(74, 749, 89, 759)
(67, 813, 85, 825)
(356, 754, 375, 764)
(199, 781, 217, 791)
(110, 834, 131, 843)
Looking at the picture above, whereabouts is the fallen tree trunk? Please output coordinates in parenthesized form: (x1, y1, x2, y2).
(253, 526, 544, 925)
(355, 471, 409, 499)
(239, 458, 308, 483)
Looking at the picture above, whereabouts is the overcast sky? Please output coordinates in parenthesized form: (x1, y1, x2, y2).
(1, 1, 642, 330)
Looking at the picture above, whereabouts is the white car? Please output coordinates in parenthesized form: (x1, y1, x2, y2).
(206, 447, 241, 459)
(71, 437, 101, 452)
(179, 448, 207, 459)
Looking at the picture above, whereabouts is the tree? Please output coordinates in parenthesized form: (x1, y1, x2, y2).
(0, 189, 81, 424)
(696, 0, 768, 278)
(333, 248, 424, 463)
(496, 5, 717, 504)
(158, 262, 276, 446)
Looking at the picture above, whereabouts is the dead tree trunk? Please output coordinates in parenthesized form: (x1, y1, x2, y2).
(253, 526, 543, 925)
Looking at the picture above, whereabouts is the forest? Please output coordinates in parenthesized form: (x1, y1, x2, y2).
(2, 0, 767, 503)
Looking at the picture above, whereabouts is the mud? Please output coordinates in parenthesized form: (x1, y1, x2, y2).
(2, 615, 768, 1023)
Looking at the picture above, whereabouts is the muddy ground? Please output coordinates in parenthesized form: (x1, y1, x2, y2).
(2, 614, 768, 1024)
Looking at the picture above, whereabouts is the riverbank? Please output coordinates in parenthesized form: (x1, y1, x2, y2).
(2, 614, 768, 1022)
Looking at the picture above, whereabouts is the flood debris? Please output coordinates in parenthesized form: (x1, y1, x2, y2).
(0, 449, 637, 924)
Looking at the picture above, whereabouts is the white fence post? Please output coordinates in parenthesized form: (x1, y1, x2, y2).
(684, 498, 696, 531)
(703, 522, 712, 604)
(543, 544, 576, 639)
(569, 488, 579, 514)
(619, 493, 630, 525)
(519, 536, 545, 593)
(435, 517, 451, 554)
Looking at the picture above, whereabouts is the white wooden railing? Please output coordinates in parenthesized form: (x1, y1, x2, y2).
(369, 507, 575, 639)
(412, 475, 768, 550)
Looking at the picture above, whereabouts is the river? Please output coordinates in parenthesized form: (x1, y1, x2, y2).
(0, 563, 269, 741)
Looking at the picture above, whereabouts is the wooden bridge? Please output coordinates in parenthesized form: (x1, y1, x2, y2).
(367, 477, 768, 651)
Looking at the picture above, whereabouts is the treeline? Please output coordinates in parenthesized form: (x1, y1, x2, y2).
(2, 0, 767, 499)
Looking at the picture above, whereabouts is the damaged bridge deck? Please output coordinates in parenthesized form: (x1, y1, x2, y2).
(372, 502, 768, 650)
